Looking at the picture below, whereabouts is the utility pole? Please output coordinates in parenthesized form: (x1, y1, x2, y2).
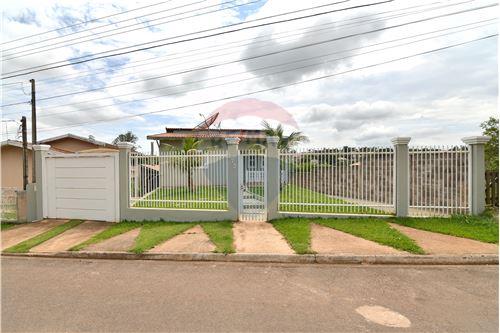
(30, 79, 37, 183)
(21, 117, 28, 190)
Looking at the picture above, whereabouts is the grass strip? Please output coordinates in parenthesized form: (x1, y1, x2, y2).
(1, 223, 20, 230)
(70, 222, 142, 251)
(200, 221, 235, 253)
(130, 222, 193, 254)
(4, 219, 84, 253)
(271, 218, 313, 254)
(392, 214, 498, 244)
(315, 218, 425, 254)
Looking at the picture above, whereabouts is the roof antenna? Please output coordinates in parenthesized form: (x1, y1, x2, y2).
(194, 112, 219, 129)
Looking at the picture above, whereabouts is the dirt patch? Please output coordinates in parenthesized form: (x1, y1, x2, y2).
(390, 223, 498, 255)
(233, 222, 294, 254)
(311, 224, 404, 255)
(148, 225, 215, 253)
(30, 221, 110, 253)
(1, 219, 68, 251)
(84, 228, 140, 252)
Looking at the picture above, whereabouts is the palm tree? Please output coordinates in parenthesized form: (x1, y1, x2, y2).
(113, 131, 138, 145)
(163, 138, 204, 191)
(261, 120, 309, 150)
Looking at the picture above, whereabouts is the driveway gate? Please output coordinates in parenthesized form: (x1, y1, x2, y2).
(239, 149, 267, 221)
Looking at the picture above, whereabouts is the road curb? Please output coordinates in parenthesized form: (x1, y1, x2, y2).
(2, 251, 498, 265)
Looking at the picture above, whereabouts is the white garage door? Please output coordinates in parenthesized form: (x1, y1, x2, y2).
(44, 154, 119, 222)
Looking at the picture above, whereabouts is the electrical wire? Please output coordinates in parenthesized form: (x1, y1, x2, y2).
(2, 4, 494, 106)
(1, 0, 394, 78)
(2, 0, 178, 45)
(35, 34, 497, 133)
(31, 0, 473, 89)
(22, 21, 492, 120)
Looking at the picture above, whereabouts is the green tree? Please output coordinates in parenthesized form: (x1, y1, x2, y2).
(261, 120, 309, 150)
(480, 117, 499, 171)
(163, 138, 204, 191)
(113, 131, 138, 145)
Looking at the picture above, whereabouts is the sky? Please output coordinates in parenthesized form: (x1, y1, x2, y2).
(1, 0, 498, 152)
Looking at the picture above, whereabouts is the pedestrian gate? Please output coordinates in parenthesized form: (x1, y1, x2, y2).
(239, 149, 267, 221)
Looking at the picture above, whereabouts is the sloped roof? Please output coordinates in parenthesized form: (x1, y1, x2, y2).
(39, 133, 117, 148)
(147, 128, 266, 140)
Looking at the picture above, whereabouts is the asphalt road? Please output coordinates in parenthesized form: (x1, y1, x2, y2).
(1, 257, 498, 332)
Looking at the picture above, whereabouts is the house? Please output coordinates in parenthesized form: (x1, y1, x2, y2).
(147, 127, 268, 151)
(38, 133, 117, 153)
(1, 134, 117, 190)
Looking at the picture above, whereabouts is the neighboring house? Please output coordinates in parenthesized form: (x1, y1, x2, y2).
(147, 127, 268, 151)
(141, 126, 269, 191)
(1, 140, 36, 189)
(1, 134, 117, 190)
(38, 133, 118, 153)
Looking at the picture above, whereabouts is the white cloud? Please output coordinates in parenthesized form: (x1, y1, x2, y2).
(1, 0, 497, 152)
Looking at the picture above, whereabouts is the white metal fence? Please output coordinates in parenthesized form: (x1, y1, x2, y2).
(409, 146, 469, 216)
(239, 149, 267, 221)
(279, 147, 394, 215)
(129, 150, 228, 210)
(125, 144, 472, 218)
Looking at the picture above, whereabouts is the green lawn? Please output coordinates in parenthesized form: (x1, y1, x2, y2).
(316, 218, 425, 254)
(70, 221, 142, 251)
(279, 184, 388, 215)
(4, 219, 84, 253)
(133, 184, 388, 215)
(271, 218, 313, 254)
(133, 186, 228, 210)
(130, 222, 193, 253)
(271, 218, 425, 254)
(392, 212, 499, 244)
(1, 223, 19, 230)
(200, 221, 235, 253)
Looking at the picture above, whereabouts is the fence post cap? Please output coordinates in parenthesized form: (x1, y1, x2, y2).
(266, 136, 279, 144)
(390, 137, 411, 145)
(117, 142, 135, 149)
(32, 144, 51, 151)
(461, 136, 490, 145)
(225, 137, 240, 145)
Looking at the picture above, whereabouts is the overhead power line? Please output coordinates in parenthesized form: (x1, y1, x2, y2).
(2, 4, 494, 107)
(3, 0, 261, 58)
(31, 0, 475, 89)
(36, 34, 497, 133)
(23, 21, 492, 120)
(2, 0, 177, 45)
(29, 0, 454, 87)
(2, 20, 493, 117)
(2, 0, 207, 51)
(1, 0, 393, 79)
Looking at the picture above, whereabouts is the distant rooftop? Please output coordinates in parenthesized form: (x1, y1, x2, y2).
(147, 128, 267, 140)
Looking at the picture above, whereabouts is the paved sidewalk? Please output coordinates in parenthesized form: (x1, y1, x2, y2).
(311, 224, 404, 255)
(31, 221, 110, 252)
(233, 221, 294, 254)
(149, 225, 215, 253)
(390, 223, 499, 255)
(1, 219, 68, 250)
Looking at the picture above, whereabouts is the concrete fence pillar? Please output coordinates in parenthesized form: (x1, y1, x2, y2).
(266, 136, 280, 221)
(391, 137, 411, 217)
(225, 138, 240, 221)
(32, 144, 50, 220)
(462, 136, 490, 215)
(117, 142, 134, 218)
